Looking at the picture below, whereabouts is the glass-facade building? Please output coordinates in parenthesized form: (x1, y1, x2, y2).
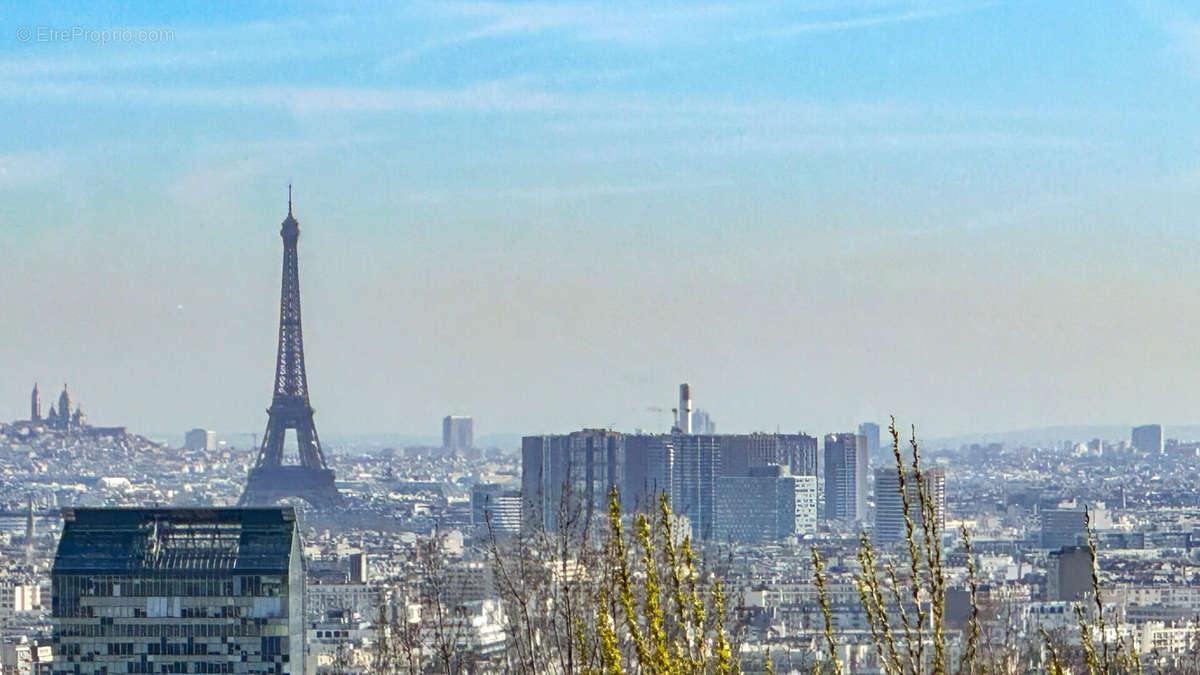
(873, 467, 946, 546)
(714, 466, 817, 544)
(51, 507, 304, 675)
(523, 430, 828, 542)
(521, 430, 623, 534)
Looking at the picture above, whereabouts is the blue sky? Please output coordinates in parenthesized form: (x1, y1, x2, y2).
(3, 1, 1200, 441)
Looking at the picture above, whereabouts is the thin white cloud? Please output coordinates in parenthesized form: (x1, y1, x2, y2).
(1165, 19, 1200, 75)
(430, 1, 742, 41)
(382, 1, 744, 70)
(1131, 1, 1200, 77)
(0, 77, 920, 123)
(167, 158, 270, 213)
(569, 130, 1095, 163)
(399, 178, 734, 204)
(0, 151, 63, 189)
(387, 0, 997, 69)
(0, 78, 1096, 162)
(0, 44, 322, 79)
(0, 80, 589, 115)
(752, 1, 998, 38)
(0, 2, 1002, 86)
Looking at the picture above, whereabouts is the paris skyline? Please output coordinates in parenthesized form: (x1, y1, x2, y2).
(4, 1, 1200, 438)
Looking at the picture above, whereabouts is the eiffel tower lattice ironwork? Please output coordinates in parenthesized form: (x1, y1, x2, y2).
(239, 188, 343, 509)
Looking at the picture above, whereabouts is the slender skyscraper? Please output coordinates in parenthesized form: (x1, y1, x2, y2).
(823, 433, 868, 523)
(673, 432, 719, 540)
(692, 410, 716, 435)
(858, 422, 881, 457)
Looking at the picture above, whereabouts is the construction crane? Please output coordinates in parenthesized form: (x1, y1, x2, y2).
(646, 406, 676, 432)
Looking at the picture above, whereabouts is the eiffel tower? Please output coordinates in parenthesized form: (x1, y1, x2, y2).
(239, 188, 343, 509)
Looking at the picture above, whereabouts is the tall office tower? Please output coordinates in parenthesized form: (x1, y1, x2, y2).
(443, 415, 475, 452)
(471, 483, 522, 538)
(873, 466, 946, 546)
(521, 429, 622, 533)
(692, 410, 716, 435)
(823, 433, 868, 523)
(521, 435, 559, 532)
(348, 552, 369, 584)
(51, 507, 305, 675)
(714, 465, 817, 544)
(30, 383, 41, 422)
(1131, 424, 1163, 455)
(673, 433, 720, 541)
(858, 422, 881, 457)
(1046, 546, 1094, 601)
(621, 434, 675, 513)
(184, 428, 217, 452)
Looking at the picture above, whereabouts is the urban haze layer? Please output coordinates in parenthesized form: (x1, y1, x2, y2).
(2, 200, 1200, 674)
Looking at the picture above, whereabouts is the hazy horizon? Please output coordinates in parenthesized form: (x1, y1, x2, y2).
(5, 2, 1200, 438)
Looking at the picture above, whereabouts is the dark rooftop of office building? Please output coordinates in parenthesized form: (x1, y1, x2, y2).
(53, 507, 298, 575)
